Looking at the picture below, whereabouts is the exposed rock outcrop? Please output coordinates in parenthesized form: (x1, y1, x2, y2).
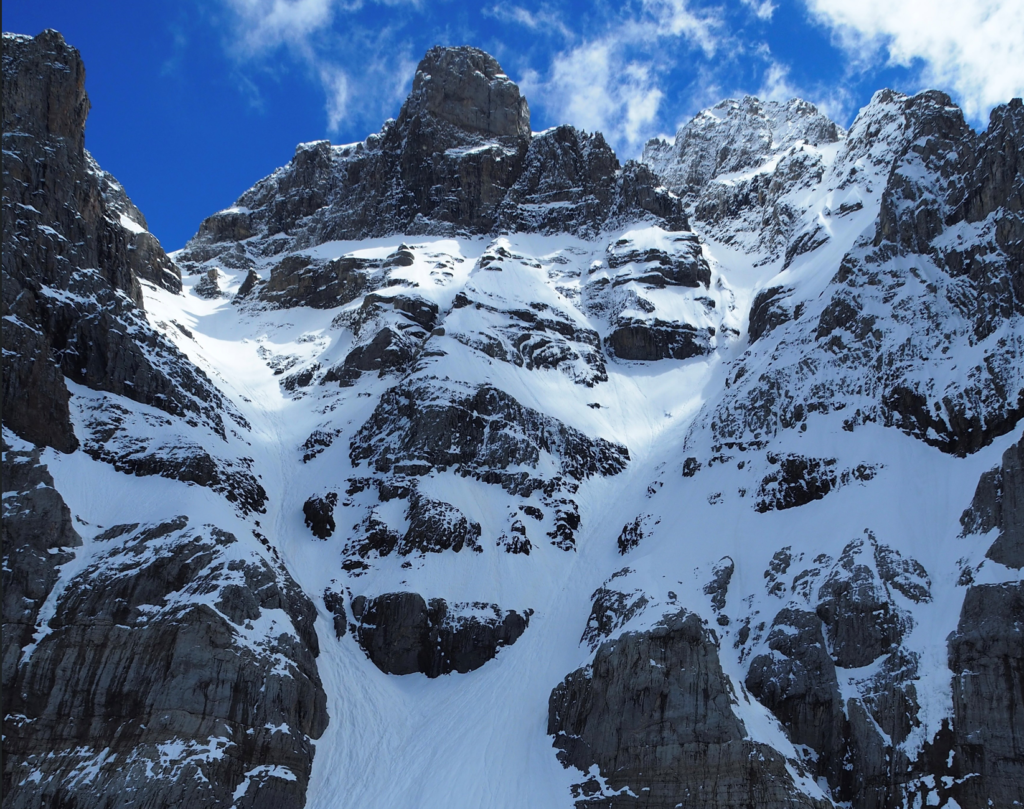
(2, 518, 328, 808)
(1, 437, 82, 700)
(351, 592, 530, 676)
(744, 536, 932, 807)
(745, 608, 847, 788)
(643, 96, 842, 260)
(175, 46, 687, 281)
(549, 608, 827, 808)
(644, 96, 842, 199)
(947, 582, 1024, 808)
(580, 571, 649, 650)
(351, 381, 629, 489)
(2, 30, 230, 455)
(303, 492, 338, 539)
(960, 437, 1023, 568)
(686, 90, 1024, 466)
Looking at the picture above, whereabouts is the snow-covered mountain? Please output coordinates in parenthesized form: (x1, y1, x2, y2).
(3, 30, 1022, 809)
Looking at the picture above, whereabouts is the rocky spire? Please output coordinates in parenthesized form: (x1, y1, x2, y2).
(176, 45, 686, 264)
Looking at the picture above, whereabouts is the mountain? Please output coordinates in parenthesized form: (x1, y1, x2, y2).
(2, 29, 1022, 809)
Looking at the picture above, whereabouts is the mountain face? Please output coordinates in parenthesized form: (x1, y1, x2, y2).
(3, 29, 1022, 809)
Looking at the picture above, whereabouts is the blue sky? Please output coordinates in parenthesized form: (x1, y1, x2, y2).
(5, 1, 1022, 250)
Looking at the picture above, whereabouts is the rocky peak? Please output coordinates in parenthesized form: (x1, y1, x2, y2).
(643, 94, 843, 197)
(1, 30, 209, 454)
(2, 30, 89, 155)
(177, 45, 685, 264)
(397, 46, 530, 141)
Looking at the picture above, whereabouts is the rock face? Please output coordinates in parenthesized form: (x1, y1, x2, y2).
(2, 30, 260, 510)
(174, 47, 686, 280)
(549, 608, 827, 808)
(1, 438, 82, 700)
(401, 46, 530, 139)
(2, 517, 328, 808)
(960, 438, 1023, 567)
(645, 96, 842, 199)
(2, 30, 328, 809)
(741, 537, 932, 807)
(947, 582, 1024, 808)
(352, 382, 628, 485)
(644, 96, 842, 260)
(351, 592, 530, 676)
(681, 89, 1024, 470)
(1, 31, 197, 454)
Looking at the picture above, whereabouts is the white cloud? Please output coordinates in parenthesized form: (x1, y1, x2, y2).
(741, 0, 776, 21)
(225, 0, 337, 58)
(806, 0, 1024, 122)
(484, 5, 573, 40)
(319, 64, 350, 131)
(757, 61, 800, 102)
(219, 0, 418, 132)
(755, 59, 852, 123)
(641, 0, 721, 55)
(526, 0, 721, 155)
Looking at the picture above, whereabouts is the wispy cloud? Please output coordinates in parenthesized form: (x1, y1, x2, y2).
(219, 0, 419, 133)
(740, 0, 776, 22)
(805, 0, 1024, 123)
(160, 22, 190, 78)
(524, 0, 723, 156)
(318, 63, 349, 131)
(484, 4, 573, 41)
(755, 58, 853, 123)
(224, 0, 337, 58)
(526, 41, 664, 148)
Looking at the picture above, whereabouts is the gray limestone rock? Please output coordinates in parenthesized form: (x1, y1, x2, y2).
(580, 573, 649, 650)
(2, 518, 328, 808)
(351, 592, 530, 676)
(683, 90, 1023, 465)
(959, 437, 1024, 568)
(495, 126, 687, 236)
(261, 253, 375, 310)
(175, 46, 688, 281)
(755, 454, 838, 512)
(1, 440, 82, 704)
(703, 556, 735, 613)
(320, 289, 440, 386)
(400, 46, 530, 140)
(747, 540, 930, 807)
(643, 96, 842, 199)
(341, 483, 482, 560)
(350, 381, 629, 488)
(549, 608, 827, 808)
(606, 318, 713, 361)
(816, 538, 908, 668)
(194, 267, 223, 299)
(745, 608, 847, 790)
(947, 582, 1024, 808)
(2, 31, 231, 454)
(303, 492, 338, 539)
(76, 396, 267, 514)
(748, 286, 795, 344)
(448, 274, 609, 387)
(586, 229, 717, 363)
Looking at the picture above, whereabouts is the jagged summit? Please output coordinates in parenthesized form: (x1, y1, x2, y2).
(176, 45, 685, 273)
(2, 30, 90, 154)
(643, 94, 844, 198)
(398, 46, 531, 140)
